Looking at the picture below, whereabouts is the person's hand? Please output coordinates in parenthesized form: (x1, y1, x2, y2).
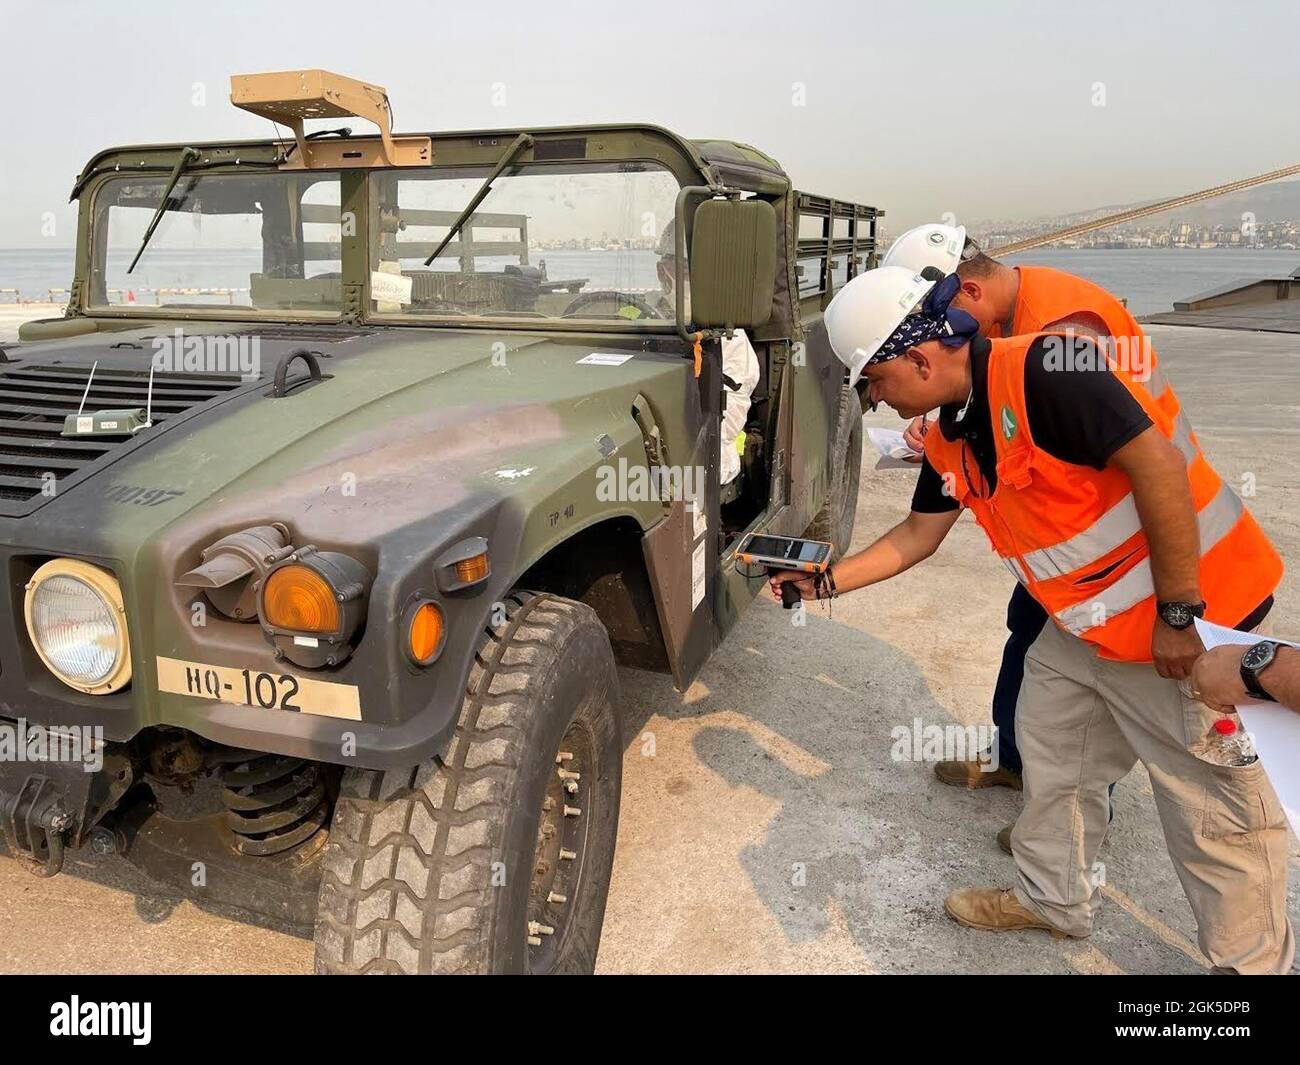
(1190, 644, 1249, 713)
(902, 415, 928, 462)
(1152, 619, 1204, 680)
(767, 569, 818, 603)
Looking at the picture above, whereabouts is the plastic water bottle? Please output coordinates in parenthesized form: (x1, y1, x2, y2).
(1191, 717, 1258, 767)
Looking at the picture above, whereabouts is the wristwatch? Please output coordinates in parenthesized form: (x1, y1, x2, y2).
(1240, 640, 1280, 702)
(1157, 600, 1206, 630)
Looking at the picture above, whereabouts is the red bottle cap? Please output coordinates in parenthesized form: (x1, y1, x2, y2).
(1213, 718, 1237, 736)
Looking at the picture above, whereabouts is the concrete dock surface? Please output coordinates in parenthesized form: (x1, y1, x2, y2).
(0, 304, 62, 344)
(0, 322, 1296, 974)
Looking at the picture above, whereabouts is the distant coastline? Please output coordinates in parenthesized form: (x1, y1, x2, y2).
(3, 246, 1299, 318)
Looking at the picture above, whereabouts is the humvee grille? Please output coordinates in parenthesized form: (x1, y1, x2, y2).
(0, 364, 244, 505)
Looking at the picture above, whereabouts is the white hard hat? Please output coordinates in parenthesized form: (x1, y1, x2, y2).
(824, 266, 935, 387)
(881, 222, 968, 276)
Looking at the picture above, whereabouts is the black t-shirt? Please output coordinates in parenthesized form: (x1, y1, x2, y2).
(910, 334, 1151, 513)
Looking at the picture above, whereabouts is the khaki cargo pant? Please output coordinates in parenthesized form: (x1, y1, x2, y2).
(1010, 620, 1294, 974)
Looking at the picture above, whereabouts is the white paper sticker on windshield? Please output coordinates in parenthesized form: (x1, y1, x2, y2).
(370, 270, 413, 305)
(577, 353, 634, 366)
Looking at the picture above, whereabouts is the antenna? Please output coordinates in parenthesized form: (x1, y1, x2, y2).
(143, 363, 155, 428)
(77, 361, 98, 415)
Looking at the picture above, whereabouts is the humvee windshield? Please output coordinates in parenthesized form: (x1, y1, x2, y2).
(86, 161, 684, 324)
(89, 171, 345, 313)
(367, 163, 683, 322)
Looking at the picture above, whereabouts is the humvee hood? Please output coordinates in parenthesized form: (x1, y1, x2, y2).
(3, 325, 690, 558)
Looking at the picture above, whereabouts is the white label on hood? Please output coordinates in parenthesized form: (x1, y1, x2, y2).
(577, 353, 634, 366)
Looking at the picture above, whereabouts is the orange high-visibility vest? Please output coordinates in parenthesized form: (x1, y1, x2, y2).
(923, 333, 1282, 663)
(1007, 265, 1144, 340)
(996, 265, 1160, 396)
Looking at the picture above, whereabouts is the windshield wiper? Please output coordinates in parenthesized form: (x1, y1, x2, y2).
(127, 146, 200, 274)
(422, 133, 533, 266)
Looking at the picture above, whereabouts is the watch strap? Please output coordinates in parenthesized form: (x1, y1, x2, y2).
(1241, 641, 1278, 702)
(1158, 600, 1206, 630)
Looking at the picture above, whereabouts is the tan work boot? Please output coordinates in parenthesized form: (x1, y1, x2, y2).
(933, 758, 1022, 790)
(997, 823, 1013, 855)
(944, 888, 1076, 938)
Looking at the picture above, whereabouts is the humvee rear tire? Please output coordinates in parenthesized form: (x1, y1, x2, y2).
(313, 591, 622, 974)
(805, 384, 863, 559)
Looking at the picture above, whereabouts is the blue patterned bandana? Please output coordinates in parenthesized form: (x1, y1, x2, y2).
(871, 273, 981, 365)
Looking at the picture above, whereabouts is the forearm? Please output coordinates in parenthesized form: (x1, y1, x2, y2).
(1116, 434, 1202, 601)
(1261, 647, 1300, 712)
(831, 511, 958, 594)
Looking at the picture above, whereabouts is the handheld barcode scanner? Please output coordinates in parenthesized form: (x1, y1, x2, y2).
(736, 533, 834, 608)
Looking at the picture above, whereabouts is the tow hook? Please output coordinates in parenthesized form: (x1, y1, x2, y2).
(2, 776, 73, 878)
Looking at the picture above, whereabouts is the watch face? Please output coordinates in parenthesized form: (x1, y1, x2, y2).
(1242, 641, 1277, 671)
(1161, 603, 1193, 629)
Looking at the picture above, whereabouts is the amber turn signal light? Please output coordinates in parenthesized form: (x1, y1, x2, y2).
(262, 564, 341, 633)
(257, 547, 371, 669)
(405, 600, 446, 666)
(436, 537, 491, 593)
(454, 552, 489, 585)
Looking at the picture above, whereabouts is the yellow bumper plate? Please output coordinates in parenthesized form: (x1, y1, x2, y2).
(156, 656, 362, 720)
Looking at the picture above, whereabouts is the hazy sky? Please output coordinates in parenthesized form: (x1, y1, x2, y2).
(2, 0, 1296, 247)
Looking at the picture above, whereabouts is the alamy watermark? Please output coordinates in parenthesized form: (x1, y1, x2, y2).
(890, 717, 1000, 773)
(151, 329, 260, 380)
(0, 718, 104, 772)
(595, 457, 707, 504)
(50, 997, 151, 1045)
(1041, 331, 1153, 384)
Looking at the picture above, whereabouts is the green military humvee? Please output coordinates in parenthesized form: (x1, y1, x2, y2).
(0, 70, 879, 973)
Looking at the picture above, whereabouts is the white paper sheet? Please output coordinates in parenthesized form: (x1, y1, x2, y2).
(866, 426, 924, 470)
(1194, 617, 1300, 833)
(370, 269, 413, 305)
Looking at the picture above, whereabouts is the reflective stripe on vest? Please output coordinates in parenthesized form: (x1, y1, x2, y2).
(1017, 410, 1201, 583)
(1019, 493, 1141, 582)
(1171, 411, 1197, 464)
(1146, 366, 1198, 463)
(1052, 481, 1244, 634)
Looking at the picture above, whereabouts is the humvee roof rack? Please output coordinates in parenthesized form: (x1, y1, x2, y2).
(230, 69, 431, 169)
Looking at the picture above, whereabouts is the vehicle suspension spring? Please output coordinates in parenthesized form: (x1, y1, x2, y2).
(215, 752, 331, 857)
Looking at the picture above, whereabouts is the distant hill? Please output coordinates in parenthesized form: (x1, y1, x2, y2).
(981, 178, 1300, 232)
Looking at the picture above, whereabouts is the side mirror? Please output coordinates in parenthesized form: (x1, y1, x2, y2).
(689, 198, 777, 330)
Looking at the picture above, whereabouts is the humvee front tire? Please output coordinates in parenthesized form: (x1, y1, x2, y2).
(806, 384, 863, 558)
(314, 591, 622, 974)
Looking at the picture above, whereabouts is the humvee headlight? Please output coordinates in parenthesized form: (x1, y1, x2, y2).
(258, 547, 370, 669)
(24, 559, 132, 694)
